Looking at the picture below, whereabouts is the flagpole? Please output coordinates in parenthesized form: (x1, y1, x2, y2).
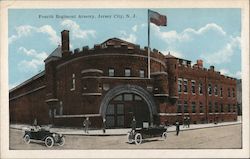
(148, 9, 151, 79)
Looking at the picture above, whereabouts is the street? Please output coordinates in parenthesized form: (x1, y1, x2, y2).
(10, 124, 242, 149)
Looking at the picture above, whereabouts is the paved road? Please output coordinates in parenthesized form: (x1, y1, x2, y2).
(10, 124, 242, 150)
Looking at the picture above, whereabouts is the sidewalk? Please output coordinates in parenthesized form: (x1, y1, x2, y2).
(10, 120, 242, 136)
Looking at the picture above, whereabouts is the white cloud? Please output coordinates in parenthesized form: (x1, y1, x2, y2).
(132, 25, 138, 32)
(219, 68, 241, 79)
(18, 47, 48, 71)
(161, 50, 184, 58)
(201, 36, 240, 64)
(61, 19, 96, 40)
(9, 25, 60, 45)
(119, 31, 137, 43)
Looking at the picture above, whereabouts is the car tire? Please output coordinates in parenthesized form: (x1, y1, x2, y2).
(45, 136, 54, 148)
(135, 133, 142, 145)
(58, 137, 65, 146)
(127, 133, 133, 144)
(162, 132, 167, 139)
(23, 134, 30, 144)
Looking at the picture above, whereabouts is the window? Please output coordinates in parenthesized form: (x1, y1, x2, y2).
(124, 94, 133, 101)
(199, 82, 203, 95)
(49, 109, 52, 118)
(125, 68, 131, 77)
(177, 100, 182, 113)
(191, 80, 196, 94)
(208, 83, 212, 95)
(183, 79, 188, 93)
(117, 104, 124, 114)
(220, 104, 224, 112)
(184, 101, 188, 113)
(215, 102, 218, 113)
(214, 85, 218, 96)
(114, 95, 123, 101)
(220, 87, 223, 97)
(199, 102, 203, 113)
(139, 70, 145, 78)
(71, 73, 75, 91)
(233, 104, 236, 112)
(192, 102, 196, 113)
(228, 88, 231, 97)
(108, 68, 114, 77)
(209, 102, 213, 113)
(59, 101, 63, 115)
(227, 104, 231, 112)
(106, 104, 114, 115)
(178, 78, 182, 93)
(134, 95, 142, 101)
(232, 88, 235, 97)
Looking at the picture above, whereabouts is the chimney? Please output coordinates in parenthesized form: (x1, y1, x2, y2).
(61, 30, 70, 57)
(197, 59, 203, 68)
(210, 65, 215, 71)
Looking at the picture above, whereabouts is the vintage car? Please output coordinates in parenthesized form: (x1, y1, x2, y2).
(23, 125, 65, 148)
(127, 123, 168, 145)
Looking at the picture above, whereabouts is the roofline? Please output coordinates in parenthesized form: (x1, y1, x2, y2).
(9, 71, 45, 92)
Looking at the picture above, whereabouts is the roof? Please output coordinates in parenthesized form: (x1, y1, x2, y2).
(165, 52, 177, 59)
(44, 45, 62, 62)
(101, 38, 137, 47)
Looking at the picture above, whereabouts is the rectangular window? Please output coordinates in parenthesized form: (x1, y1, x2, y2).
(71, 73, 75, 91)
(177, 100, 182, 113)
(108, 68, 114, 77)
(220, 87, 223, 97)
(139, 70, 145, 78)
(215, 102, 218, 113)
(199, 82, 203, 95)
(125, 68, 131, 77)
(208, 83, 212, 95)
(192, 102, 196, 113)
(228, 88, 231, 97)
(134, 95, 142, 101)
(227, 104, 231, 112)
(106, 104, 114, 115)
(233, 104, 236, 112)
(232, 88, 235, 97)
(114, 95, 123, 101)
(183, 79, 188, 93)
(191, 80, 196, 94)
(184, 101, 188, 113)
(117, 104, 124, 114)
(199, 102, 203, 113)
(209, 102, 213, 113)
(124, 94, 133, 101)
(178, 78, 182, 93)
(214, 85, 218, 96)
(221, 104, 224, 112)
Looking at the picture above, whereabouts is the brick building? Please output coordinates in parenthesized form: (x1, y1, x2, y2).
(9, 30, 238, 128)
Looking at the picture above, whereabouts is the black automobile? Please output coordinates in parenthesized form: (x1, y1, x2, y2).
(23, 126, 65, 148)
(127, 123, 167, 145)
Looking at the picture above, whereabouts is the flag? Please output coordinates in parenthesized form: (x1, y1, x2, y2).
(148, 10, 167, 26)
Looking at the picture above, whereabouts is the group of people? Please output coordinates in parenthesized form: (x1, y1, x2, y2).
(183, 116, 190, 128)
(82, 117, 106, 134)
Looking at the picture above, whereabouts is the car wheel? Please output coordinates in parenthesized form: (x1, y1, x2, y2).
(162, 132, 167, 139)
(58, 137, 65, 146)
(23, 134, 30, 144)
(127, 133, 133, 144)
(45, 136, 54, 148)
(135, 133, 142, 145)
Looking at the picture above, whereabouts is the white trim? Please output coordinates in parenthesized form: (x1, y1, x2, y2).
(56, 53, 166, 70)
(82, 93, 102, 96)
(54, 114, 101, 118)
(81, 76, 149, 80)
(81, 69, 103, 74)
(45, 98, 59, 102)
(9, 86, 46, 101)
(154, 94, 169, 97)
(158, 113, 182, 116)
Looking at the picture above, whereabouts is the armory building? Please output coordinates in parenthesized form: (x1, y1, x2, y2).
(9, 30, 238, 128)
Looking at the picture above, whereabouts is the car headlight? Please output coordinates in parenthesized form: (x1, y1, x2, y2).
(52, 134, 56, 137)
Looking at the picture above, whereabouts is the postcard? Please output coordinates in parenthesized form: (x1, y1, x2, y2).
(0, 0, 249, 158)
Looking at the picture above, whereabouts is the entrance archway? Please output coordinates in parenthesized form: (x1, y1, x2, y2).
(99, 84, 157, 128)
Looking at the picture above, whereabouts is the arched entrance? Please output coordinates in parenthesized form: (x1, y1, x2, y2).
(99, 84, 157, 128)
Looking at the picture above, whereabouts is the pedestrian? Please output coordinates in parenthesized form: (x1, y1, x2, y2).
(175, 121, 180, 136)
(102, 118, 106, 134)
(131, 116, 137, 134)
(187, 117, 190, 128)
(83, 117, 91, 133)
(33, 118, 37, 126)
(183, 117, 186, 128)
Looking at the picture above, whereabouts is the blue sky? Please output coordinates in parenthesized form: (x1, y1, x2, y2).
(8, 9, 241, 89)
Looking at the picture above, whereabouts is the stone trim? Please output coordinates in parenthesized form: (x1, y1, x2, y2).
(82, 93, 102, 96)
(81, 76, 149, 80)
(154, 94, 169, 97)
(9, 86, 46, 101)
(81, 69, 103, 74)
(54, 114, 101, 118)
(158, 113, 182, 116)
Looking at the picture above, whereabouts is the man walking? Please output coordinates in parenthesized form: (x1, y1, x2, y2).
(83, 117, 91, 133)
(131, 116, 137, 134)
(102, 118, 106, 134)
(175, 121, 180, 136)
